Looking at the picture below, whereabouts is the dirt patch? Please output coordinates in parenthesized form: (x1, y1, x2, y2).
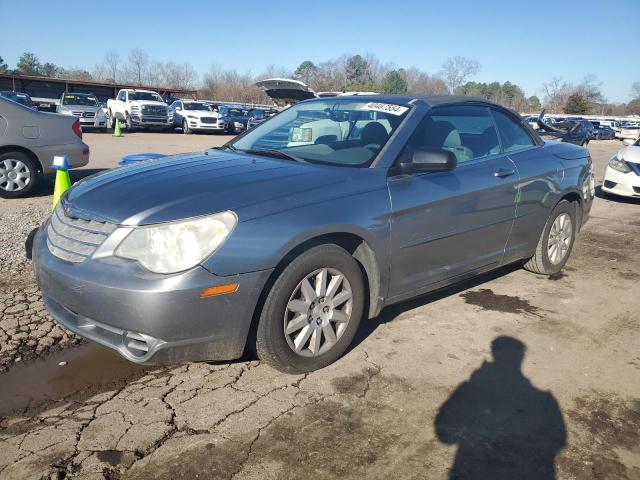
(249, 398, 400, 478)
(558, 392, 640, 479)
(618, 271, 640, 281)
(460, 288, 541, 316)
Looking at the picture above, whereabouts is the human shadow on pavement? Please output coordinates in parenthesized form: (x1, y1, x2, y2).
(435, 336, 566, 480)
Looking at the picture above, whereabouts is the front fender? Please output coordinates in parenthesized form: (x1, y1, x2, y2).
(202, 185, 392, 278)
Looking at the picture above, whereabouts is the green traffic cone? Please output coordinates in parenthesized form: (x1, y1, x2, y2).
(51, 156, 72, 211)
(113, 118, 122, 137)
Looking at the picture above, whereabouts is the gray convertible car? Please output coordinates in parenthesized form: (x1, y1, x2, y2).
(33, 95, 595, 372)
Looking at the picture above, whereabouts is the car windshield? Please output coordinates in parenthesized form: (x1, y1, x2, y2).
(62, 94, 99, 106)
(129, 91, 163, 102)
(222, 107, 244, 117)
(251, 110, 266, 119)
(229, 98, 410, 167)
(183, 102, 211, 111)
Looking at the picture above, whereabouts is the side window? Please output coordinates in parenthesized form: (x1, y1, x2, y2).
(491, 109, 535, 153)
(406, 105, 501, 164)
(117, 91, 126, 102)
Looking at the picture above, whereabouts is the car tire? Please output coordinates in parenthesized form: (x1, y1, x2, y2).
(107, 110, 114, 130)
(125, 113, 133, 131)
(255, 244, 365, 373)
(523, 200, 577, 275)
(182, 120, 191, 134)
(0, 152, 38, 198)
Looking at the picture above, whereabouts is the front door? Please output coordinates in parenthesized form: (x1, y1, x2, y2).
(387, 105, 519, 299)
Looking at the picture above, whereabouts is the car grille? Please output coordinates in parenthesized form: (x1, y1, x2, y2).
(142, 105, 167, 116)
(46, 203, 117, 263)
(200, 117, 217, 124)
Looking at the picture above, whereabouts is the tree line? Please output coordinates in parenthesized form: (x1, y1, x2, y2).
(1, 51, 638, 115)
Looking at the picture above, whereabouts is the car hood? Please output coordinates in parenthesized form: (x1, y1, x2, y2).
(64, 151, 370, 226)
(60, 105, 101, 112)
(183, 110, 218, 117)
(618, 145, 640, 164)
(129, 100, 167, 107)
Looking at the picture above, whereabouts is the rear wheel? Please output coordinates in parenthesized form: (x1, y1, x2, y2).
(0, 152, 38, 198)
(256, 244, 365, 373)
(524, 200, 576, 275)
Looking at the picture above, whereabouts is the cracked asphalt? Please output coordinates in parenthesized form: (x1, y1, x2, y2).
(0, 136, 639, 479)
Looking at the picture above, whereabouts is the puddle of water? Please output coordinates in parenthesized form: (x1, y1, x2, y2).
(460, 288, 541, 316)
(0, 343, 150, 417)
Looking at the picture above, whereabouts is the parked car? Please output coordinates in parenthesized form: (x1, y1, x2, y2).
(0, 97, 89, 198)
(246, 108, 271, 129)
(106, 89, 173, 131)
(524, 116, 539, 130)
(169, 100, 226, 134)
(57, 92, 108, 132)
(591, 124, 616, 140)
(537, 112, 592, 146)
(602, 137, 640, 198)
(33, 95, 594, 372)
(617, 125, 640, 141)
(0, 91, 37, 110)
(219, 105, 250, 133)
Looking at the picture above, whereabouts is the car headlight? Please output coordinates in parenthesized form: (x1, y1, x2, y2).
(115, 211, 237, 274)
(59, 109, 73, 115)
(608, 155, 631, 173)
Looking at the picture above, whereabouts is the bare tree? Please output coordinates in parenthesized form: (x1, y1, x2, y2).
(104, 50, 120, 83)
(402, 67, 448, 95)
(440, 56, 481, 94)
(542, 77, 573, 113)
(155, 62, 198, 89)
(126, 48, 149, 85)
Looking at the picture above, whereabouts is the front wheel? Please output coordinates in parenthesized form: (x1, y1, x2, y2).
(256, 244, 365, 373)
(182, 119, 191, 134)
(523, 200, 576, 275)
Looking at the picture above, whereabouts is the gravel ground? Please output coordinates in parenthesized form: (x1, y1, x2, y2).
(0, 204, 82, 372)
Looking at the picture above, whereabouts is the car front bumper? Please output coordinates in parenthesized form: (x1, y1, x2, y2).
(131, 114, 173, 127)
(602, 166, 640, 198)
(32, 224, 273, 364)
(188, 119, 227, 131)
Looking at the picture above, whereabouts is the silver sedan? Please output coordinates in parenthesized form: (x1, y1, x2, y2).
(0, 97, 89, 197)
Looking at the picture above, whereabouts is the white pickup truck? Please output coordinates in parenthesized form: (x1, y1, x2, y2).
(106, 89, 173, 131)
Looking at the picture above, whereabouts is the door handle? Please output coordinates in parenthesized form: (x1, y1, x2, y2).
(494, 168, 515, 178)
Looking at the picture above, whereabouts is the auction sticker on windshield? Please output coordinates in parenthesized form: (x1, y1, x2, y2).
(364, 102, 409, 116)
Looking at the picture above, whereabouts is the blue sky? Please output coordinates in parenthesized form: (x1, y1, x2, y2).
(2, 0, 639, 102)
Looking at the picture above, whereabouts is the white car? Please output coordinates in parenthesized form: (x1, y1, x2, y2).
(107, 89, 173, 131)
(170, 100, 226, 134)
(617, 125, 640, 141)
(602, 138, 640, 198)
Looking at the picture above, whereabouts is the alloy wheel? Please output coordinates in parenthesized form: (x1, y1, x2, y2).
(547, 213, 572, 265)
(284, 267, 353, 357)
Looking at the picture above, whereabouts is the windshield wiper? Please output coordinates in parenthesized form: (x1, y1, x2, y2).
(244, 148, 306, 163)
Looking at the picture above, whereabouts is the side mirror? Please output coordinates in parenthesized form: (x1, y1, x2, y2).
(622, 139, 634, 146)
(401, 148, 457, 174)
(175, 107, 181, 111)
